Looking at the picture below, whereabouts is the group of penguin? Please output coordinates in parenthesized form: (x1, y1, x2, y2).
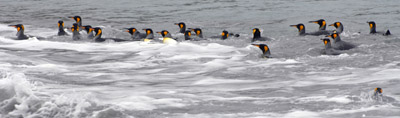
(8, 16, 392, 58)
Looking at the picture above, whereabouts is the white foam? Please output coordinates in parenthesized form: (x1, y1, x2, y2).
(193, 77, 258, 85)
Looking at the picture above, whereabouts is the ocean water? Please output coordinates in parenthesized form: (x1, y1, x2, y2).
(1, 0, 400, 118)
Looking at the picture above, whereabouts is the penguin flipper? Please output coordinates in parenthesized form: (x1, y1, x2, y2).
(384, 30, 391, 36)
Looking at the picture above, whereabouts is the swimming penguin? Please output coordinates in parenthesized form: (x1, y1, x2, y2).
(8, 24, 31, 40)
(125, 27, 146, 40)
(252, 28, 271, 42)
(142, 28, 155, 42)
(290, 23, 326, 36)
(157, 30, 178, 44)
(91, 27, 129, 42)
(374, 88, 383, 97)
(184, 30, 193, 40)
(188, 28, 205, 40)
(367, 21, 391, 36)
(308, 19, 331, 35)
(68, 16, 82, 28)
(175, 22, 186, 33)
(327, 32, 355, 50)
(320, 38, 340, 55)
(252, 44, 271, 58)
(70, 23, 81, 40)
(329, 22, 344, 34)
(58, 21, 68, 36)
(210, 30, 240, 40)
(81, 25, 94, 39)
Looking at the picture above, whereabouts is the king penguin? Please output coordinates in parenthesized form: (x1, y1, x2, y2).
(327, 32, 355, 50)
(91, 27, 129, 42)
(252, 44, 271, 58)
(367, 21, 391, 35)
(68, 16, 82, 28)
(290, 23, 327, 36)
(125, 27, 146, 40)
(188, 28, 205, 40)
(252, 28, 271, 42)
(8, 24, 30, 40)
(58, 20, 68, 36)
(175, 22, 186, 33)
(81, 25, 94, 39)
(157, 30, 178, 44)
(308, 19, 331, 35)
(320, 38, 340, 55)
(184, 30, 193, 40)
(142, 28, 155, 42)
(71, 23, 81, 40)
(329, 22, 344, 34)
(210, 30, 240, 40)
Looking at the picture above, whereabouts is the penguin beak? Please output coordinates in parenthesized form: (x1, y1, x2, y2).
(156, 31, 161, 34)
(290, 25, 297, 27)
(308, 21, 318, 23)
(326, 35, 332, 38)
(125, 30, 130, 32)
(329, 24, 334, 26)
(251, 44, 260, 47)
(8, 25, 16, 28)
(174, 23, 179, 25)
(68, 16, 74, 19)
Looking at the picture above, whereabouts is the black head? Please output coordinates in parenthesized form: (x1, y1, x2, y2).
(327, 32, 339, 40)
(367, 21, 377, 33)
(58, 21, 64, 28)
(156, 30, 170, 37)
(221, 30, 229, 40)
(329, 22, 342, 28)
(9, 24, 24, 32)
(175, 22, 186, 33)
(71, 23, 80, 32)
(81, 25, 92, 33)
(91, 27, 102, 37)
(375, 88, 382, 94)
(184, 30, 192, 40)
(252, 44, 271, 58)
(252, 28, 261, 39)
(290, 24, 305, 32)
(69, 16, 81, 22)
(321, 38, 330, 46)
(142, 28, 153, 36)
(125, 27, 137, 35)
(309, 19, 326, 29)
(189, 28, 202, 36)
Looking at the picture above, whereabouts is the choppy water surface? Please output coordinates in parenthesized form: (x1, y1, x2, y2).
(1, 0, 400, 118)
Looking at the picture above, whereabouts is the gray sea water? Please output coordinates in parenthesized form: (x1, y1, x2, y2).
(1, 0, 400, 118)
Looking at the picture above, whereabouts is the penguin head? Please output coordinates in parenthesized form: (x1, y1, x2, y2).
(309, 19, 326, 30)
(9, 24, 25, 32)
(175, 22, 186, 33)
(69, 16, 81, 23)
(189, 28, 202, 36)
(329, 22, 342, 28)
(82, 25, 92, 33)
(184, 30, 192, 40)
(252, 28, 261, 39)
(252, 44, 271, 58)
(156, 30, 172, 38)
(71, 23, 80, 32)
(142, 28, 153, 36)
(321, 38, 331, 46)
(374, 88, 383, 94)
(125, 27, 138, 35)
(290, 24, 306, 35)
(91, 27, 102, 37)
(367, 21, 377, 33)
(58, 21, 65, 28)
(222, 30, 229, 40)
(327, 32, 339, 41)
